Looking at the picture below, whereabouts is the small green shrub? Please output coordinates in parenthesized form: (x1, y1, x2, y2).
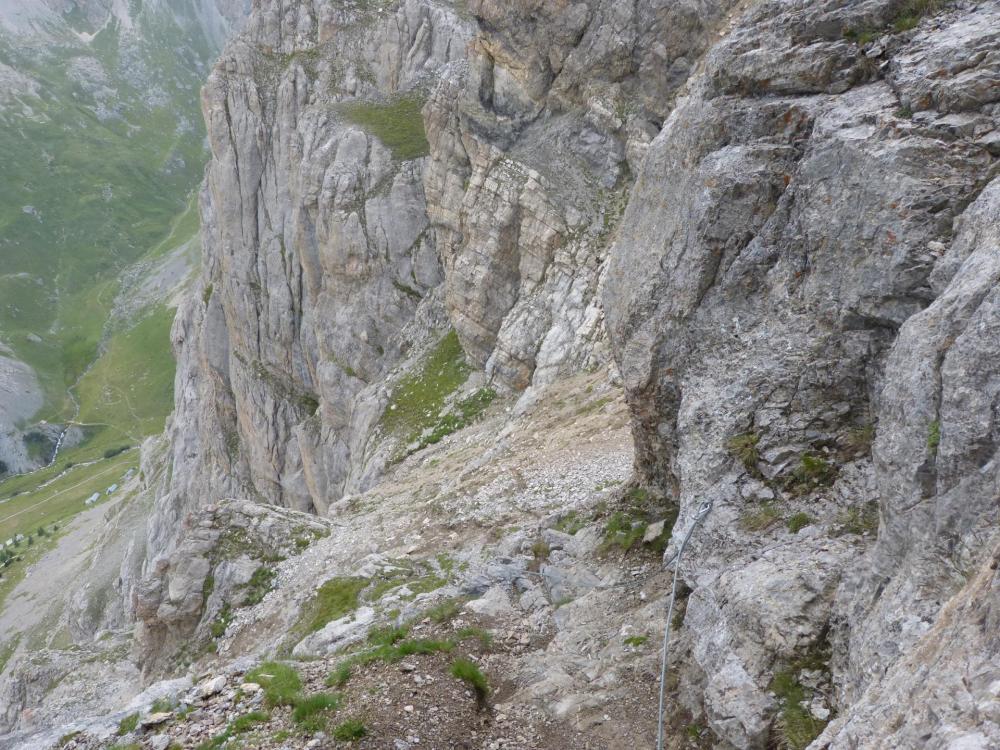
(624, 635, 648, 647)
(103, 445, 130, 459)
(245, 662, 302, 707)
(451, 657, 489, 706)
(116, 713, 139, 735)
(333, 718, 367, 741)
(787, 512, 813, 534)
(292, 693, 341, 731)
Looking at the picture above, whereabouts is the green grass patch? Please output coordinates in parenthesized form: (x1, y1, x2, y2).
(116, 713, 139, 735)
(241, 566, 277, 606)
(74, 304, 178, 439)
(326, 662, 353, 688)
(425, 596, 466, 624)
(770, 658, 831, 748)
(210, 602, 233, 639)
(787, 512, 814, 534)
(600, 512, 647, 553)
(333, 718, 367, 742)
(553, 510, 588, 535)
(927, 420, 941, 451)
(451, 657, 489, 706)
(786, 453, 838, 495)
(340, 96, 429, 160)
(230, 711, 270, 733)
(624, 635, 648, 647)
(246, 662, 302, 708)
(367, 624, 410, 647)
(379, 330, 473, 448)
(834, 502, 879, 537)
(299, 577, 367, 634)
(291, 693, 341, 732)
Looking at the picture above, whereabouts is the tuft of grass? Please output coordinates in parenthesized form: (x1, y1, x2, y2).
(531, 538, 551, 563)
(333, 718, 368, 741)
(927, 420, 941, 451)
(241, 566, 276, 606)
(210, 602, 233, 639)
(58, 731, 81, 747)
(451, 657, 489, 706)
(553, 510, 587, 535)
(741, 503, 782, 532)
(340, 96, 429, 160)
(455, 626, 493, 648)
(326, 662, 353, 688)
(787, 512, 814, 534)
(786, 453, 838, 495)
(149, 697, 175, 714)
(727, 432, 760, 472)
(835, 502, 879, 537)
(245, 662, 302, 708)
(425, 597, 466, 624)
(367, 624, 410, 647)
(291, 693, 341, 732)
(770, 667, 829, 749)
(116, 713, 139, 736)
(624, 635, 648, 647)
(229, 711, 269, 733)
(891, 0, 948, 32)
(600, 512, 647, 554)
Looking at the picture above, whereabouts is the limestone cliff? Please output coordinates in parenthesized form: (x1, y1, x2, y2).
(39, 0, 1000, 748)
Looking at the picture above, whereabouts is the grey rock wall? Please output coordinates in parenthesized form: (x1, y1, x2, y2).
(132, 0, 1000, 746)
(606, 0, 1000, 745)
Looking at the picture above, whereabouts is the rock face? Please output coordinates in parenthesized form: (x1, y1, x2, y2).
(115, 0, 1000, 747)
(606, 0, 1000, 746)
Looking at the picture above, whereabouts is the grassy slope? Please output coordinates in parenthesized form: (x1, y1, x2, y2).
(0, 7, 212, 420)
(0, 4, 218, 609)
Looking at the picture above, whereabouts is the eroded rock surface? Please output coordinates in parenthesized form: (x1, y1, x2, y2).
(5, 0, 999, 748)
